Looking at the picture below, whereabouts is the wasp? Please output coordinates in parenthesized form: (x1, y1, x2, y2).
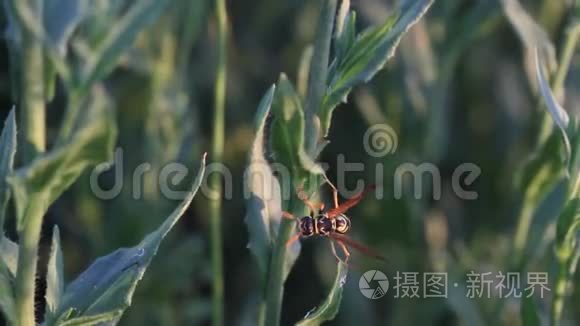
(283, 183, 385, 264)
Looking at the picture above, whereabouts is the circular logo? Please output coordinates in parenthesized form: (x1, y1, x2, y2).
(363, 124, 398, 157)
(359, 270, 389, 299)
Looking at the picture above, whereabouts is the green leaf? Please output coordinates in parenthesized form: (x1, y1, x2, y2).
(334, 0, 350, 41)
(320, 0, 434, 135)
(0, 236, 18, 277)
(44, 0, 88, 55)
(49, 155, 206, 325)
(82, 0, 172, 91)
(334, 10, 356, 66)
(269, 76, 327, 283)
(517, 132, 566, 205)
(270, 74, 324, 187)
(303, 0, 337, 153)
(296, 262, 348, 326)
(0, 237, 18, 324)
(43, 0, 89, 99)
(2, 0, 20, 45)
(45, 226, 65, 324)
(244, 85, 288, 278)
(8, 86, 118, 231)
(535, 49, 571, 162)
(555, 198, 580, 262)
(0, 108, 17, 235)
(521, 296, 541, 326)
(55, 309, 123, 326)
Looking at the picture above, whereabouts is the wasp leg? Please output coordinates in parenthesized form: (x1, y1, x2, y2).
(330, 241, 348, 265)
(330, 241, 342, 263)
(297, 187, 324, 214)
(282, 211, 296, 220)
(323, 178, 340, 209)
(286, 233, 301, 246)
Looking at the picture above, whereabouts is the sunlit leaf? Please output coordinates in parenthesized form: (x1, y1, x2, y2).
(45, 226, 65, 324)
(320, 0, 434, 135)
(48, 155, 206, 325)
(296, 262, 348, 326)
(535, 49, 571, 160)
(0, 108, 16, 235)
(297, 46, 314, 99)
(555, 198, 580, 262)
(245, 85, 289, 278)
(334, 0, 350, 40)
(270, 74, 324, 187)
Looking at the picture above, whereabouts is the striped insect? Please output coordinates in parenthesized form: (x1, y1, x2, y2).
(283, 183, 385, 264)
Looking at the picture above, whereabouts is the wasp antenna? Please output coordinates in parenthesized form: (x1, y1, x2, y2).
(282, 211, 296, 220)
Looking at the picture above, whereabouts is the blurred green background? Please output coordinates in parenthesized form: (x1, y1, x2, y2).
(1, 0, 579, 325)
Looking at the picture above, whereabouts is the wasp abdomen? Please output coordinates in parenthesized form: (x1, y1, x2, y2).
(335, 214, 351, 234)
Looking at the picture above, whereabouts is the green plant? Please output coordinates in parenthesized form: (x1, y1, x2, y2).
(245, 0, 434, 325)
(497, 2, 580, 324)
(535, 50, 580, 326)
(0, 1, 207, 325)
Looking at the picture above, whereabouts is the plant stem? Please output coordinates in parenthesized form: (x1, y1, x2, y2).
(552, 25, 580, 96)
(18, 0, 45, 162)
(512, 186, 538, 268)
(550, 247, 580, 326)
(56, 90, 81, 145)
(551, 257, 569, 326)
(15, 199, 46, 326)
(264, 198, 308, 326)
(209, 0, 228, 325)
(13, 0, 46, 325)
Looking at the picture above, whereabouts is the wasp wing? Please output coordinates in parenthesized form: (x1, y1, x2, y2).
(326, 185, 376, 218)
(330, 233, 386, 262)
